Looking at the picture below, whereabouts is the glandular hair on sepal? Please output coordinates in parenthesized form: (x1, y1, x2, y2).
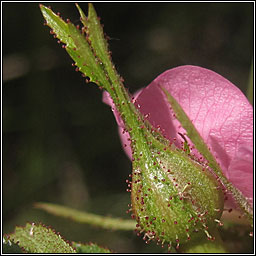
(131, 145, 224, 248)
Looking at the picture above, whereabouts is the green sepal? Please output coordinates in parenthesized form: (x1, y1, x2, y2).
(39, 4, 75, 47)
(40, 4, 110, 88)
(161, 86, 253, 225)
(130, 138, 224, 248)
(40, 4, 136, 122)
(76, 3, 112, 70)
(39, 3, 234, 252)
(66, 22, 110, 87)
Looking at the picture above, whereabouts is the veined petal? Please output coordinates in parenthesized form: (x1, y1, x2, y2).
(103, 65, 253, 206)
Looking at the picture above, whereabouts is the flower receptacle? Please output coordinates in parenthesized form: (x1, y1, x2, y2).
(130, 141, 224, 249)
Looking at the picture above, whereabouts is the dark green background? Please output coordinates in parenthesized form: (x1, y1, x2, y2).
(3, 2, 253, 253)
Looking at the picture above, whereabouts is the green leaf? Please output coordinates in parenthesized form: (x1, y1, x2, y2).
(34, 202, 136, 231)
(5, 222, 76, 253)
(161, 86, 253, 226)
(72, 242, 112, 253)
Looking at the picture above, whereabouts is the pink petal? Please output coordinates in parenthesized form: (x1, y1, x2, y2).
(149, 65, 253, 201)
(103, 65, 253, 205)
(227, 145, 253, 205)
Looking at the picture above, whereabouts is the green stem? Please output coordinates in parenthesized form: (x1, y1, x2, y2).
(34, 202, 136, 231)
(178, 228, 228, 253)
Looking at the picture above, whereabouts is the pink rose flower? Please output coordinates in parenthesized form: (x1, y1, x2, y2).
(103, 65, 253, 208)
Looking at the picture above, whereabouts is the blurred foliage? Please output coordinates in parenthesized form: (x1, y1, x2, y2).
(4, 223, 76, 253)
(3, 2, 253, 253)
(247, 60, 253, 104)
(3, 239, 24, 254)
(72, 242, 112, 253)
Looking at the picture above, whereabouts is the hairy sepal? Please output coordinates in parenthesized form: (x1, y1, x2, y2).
(161, 87, 253, 226)
(131, 139, 224, 248)
(40, 4, 226, 250)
